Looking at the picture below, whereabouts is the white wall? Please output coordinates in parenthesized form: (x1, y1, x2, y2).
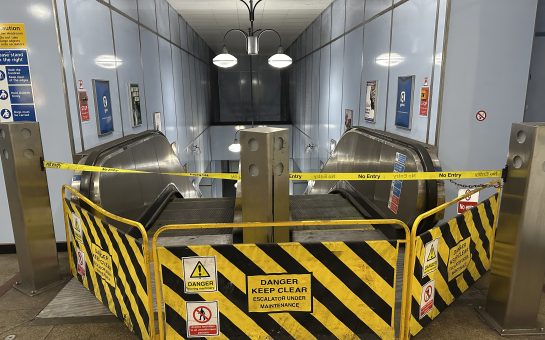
(288, 0, 537, 221)
(438, 0, 537, 210)
(288, 0, 445, 171)
(0, 0, 216, 244)
(0, 0, 75, 244)
(525, 0, 545, 123)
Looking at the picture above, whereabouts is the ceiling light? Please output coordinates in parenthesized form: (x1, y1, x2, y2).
(94, 55, 123, 69)
(228, 138, 241, 153)
(213, 46, 237, 68)
(268, 47, 292, 69)
(28, 4, 51, 19)
(375, 52, 405, 67)
(214, 0, 291, 69)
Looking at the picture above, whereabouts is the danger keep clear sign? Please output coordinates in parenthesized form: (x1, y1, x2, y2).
(247, 273, 312, 313)
(183, 256, 218, 293)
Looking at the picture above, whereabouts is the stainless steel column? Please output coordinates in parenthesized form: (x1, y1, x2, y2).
(240, 127, 289, 243)
(0, 122, 62, 295)
(479, 123, 545, 335)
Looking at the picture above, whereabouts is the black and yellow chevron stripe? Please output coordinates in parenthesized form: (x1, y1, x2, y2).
(156, 240, 401, 339)
(409, 195, 499, 336)
(65, 200, 152, 339)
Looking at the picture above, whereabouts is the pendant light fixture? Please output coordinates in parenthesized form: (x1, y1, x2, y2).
(213, 0, 292, 69)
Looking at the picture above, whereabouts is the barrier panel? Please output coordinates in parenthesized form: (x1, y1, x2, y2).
(152, 220, 411, 339)
(404, 183, 501, 338)
(62, 185, 155, 340)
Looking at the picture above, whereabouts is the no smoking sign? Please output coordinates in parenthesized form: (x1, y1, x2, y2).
(476, 110, 487, 122)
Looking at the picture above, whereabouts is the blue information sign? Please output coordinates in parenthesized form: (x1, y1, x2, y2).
(12, 105, 36, 121)
(395, 76, 414, 129)
(6, 66, 31, 85)
(93, 79, 114, 135)
(8, 86, 33, 104)
(0, 50, 28, 65)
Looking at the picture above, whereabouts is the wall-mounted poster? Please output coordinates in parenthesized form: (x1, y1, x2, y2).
(364, 80, 377, 123)
(395, 75, 414, 129)
(344, 109, 353, 131)
(93, 79, 114, 136)
(129, 83, 142, 127)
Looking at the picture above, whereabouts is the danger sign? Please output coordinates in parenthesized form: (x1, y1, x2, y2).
(247, 273, 312, 313)
(422, 238, 439, 278)
(71, 213, 84, 245)
(457, 189, 479, 214)
(183, 256, 217, 293)
(419, 280, 435, 319)
(186, 301, 219, 337)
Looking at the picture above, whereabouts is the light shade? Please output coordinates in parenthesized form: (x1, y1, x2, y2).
(213, 47, 237, 68)
(228, 139, 241, 153)
(268, 50, 292, 69)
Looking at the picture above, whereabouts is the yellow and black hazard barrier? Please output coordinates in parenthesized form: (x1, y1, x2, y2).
(403, 183, 501, 338)
(152, 219, 412, 339)
(62, 186, 155, 340)
(44, 160, 504, 182)
(60, 179, 502, 339)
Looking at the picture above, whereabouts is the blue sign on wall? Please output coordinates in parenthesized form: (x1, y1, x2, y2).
(395, 75, 414, 129)
(93, 79, 114, 136)
(8, 86, 33, 104)
(6, 66, 31, 85)
(12, 105, 36, 121)
(0, 50, 29, 65)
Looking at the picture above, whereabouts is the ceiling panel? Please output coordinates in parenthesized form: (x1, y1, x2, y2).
(168, 0, 334, 55)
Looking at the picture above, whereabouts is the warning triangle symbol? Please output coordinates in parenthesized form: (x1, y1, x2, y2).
(427, 246, 437, 262)
(190, 261, 211, 278)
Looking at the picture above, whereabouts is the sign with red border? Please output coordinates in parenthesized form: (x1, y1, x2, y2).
(186, 301, 219, 337)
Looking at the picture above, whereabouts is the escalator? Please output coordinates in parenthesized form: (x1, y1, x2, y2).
(71, 127, 443, 242)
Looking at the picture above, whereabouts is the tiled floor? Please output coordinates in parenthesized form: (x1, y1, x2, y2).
(0, 252, 544, 339)
(0, 253, 135, 340)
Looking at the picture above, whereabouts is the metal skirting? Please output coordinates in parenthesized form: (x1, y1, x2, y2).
(37, 278, 112, 319)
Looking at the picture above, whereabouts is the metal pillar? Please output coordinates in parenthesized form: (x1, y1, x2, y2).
(0, 122, 62, 295)
(478, 122, 545, 335)
(240, 127, 289, 243)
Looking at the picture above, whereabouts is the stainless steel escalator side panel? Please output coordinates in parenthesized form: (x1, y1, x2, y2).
(74, 131, 197, 220)
(310, 127, 444, 227)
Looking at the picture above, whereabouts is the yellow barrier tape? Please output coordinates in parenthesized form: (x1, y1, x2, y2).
(43, 161, 241, 180)
(288, 170, 502, 181)
(43, 161, 502, 181)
